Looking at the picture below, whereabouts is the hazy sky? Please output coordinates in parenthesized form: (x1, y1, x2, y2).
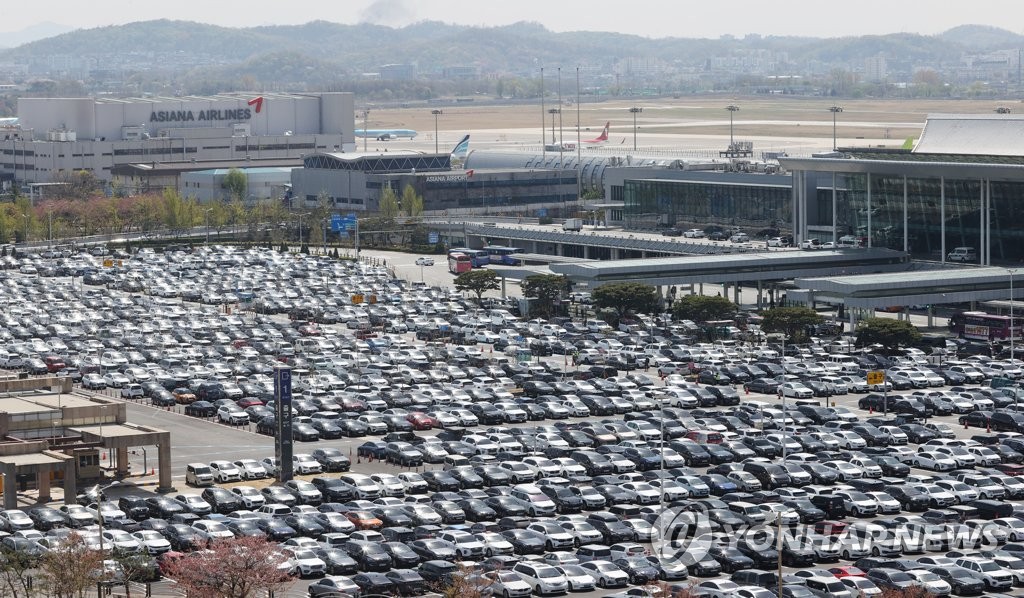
(5, 0, 1023, 39)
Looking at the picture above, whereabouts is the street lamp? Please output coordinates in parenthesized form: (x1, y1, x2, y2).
(22, 213, 28, 244)
(547, 109, 560, 144)
(204, 208, 213, 245)
(829, 106, 844, 150)
(1010, 268, 1017, 362)
(628, 107, 642, 151)
(431, 109, 443, 154)
(726, 105, 740, 146)
(87, 480, 121, 556)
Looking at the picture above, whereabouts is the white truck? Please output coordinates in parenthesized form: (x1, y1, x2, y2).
(562, 218, 583, 232)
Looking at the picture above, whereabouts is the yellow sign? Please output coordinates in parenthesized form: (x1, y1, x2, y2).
(352, 294, 364, 304)
(102, 259, 113, 268)
(867, 370, 885, 385)
(368, 295, 377, 305)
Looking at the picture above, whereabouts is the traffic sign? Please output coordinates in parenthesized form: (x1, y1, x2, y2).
(428, 232, 439, 244)
(866, 370, 885, 385)
(330, 214, 343, 232)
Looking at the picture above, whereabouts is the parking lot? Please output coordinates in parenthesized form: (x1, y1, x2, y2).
(4, 244, 1024, 597)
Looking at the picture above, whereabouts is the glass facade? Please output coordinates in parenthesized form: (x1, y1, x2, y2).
(623, 179, 791, 230)
(814, 173, 1024, 262)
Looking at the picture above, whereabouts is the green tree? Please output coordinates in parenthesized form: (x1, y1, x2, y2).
(222, 168, 248, 202)
(401, 184, 424, 220)
(592, 282, 659, 320)
(454, 269, 500, 305)
(672, 294, 736, 323)
(522, 274, 569, 317)
(855, 317, 922, 353)
(761, 306, 824, 342)
(379, 185, 399, 220)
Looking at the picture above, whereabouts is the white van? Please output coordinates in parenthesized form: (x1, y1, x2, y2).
(826, 354, 861, 373)
(947, 247, 977, 262)
(185, 463, 215, 487)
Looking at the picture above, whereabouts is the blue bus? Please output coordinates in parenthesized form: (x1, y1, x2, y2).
(447, 248, 489, 267)
(483, 245, 524, 266)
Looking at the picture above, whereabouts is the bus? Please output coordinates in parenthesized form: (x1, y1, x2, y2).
(448, 252, 472, 274)
(447, 248, 489, 268)
(483, 245, 524, 266)
(949, 311, 1021, 341)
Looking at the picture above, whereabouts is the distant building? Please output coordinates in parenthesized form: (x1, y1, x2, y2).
(0, 91, 354, 188)
(864, 54, 887, 82)
(379, 64, 417, 81)
(179, 167, 297, 202)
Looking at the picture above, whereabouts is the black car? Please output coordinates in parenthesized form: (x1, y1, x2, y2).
(27, 507, 65, 531)
(500, 529, 546, 555)
(161, 523, 205, 551)
(735, 538, 779, 569)
(310, 448, 351, 472)
(385, 569, 426, 597)
(708, 545, 755, 572)
(614, 557, 660, 585)
(253, 518, 297, 541)
(184, 401, 216, 417)
(458, 499, 498, 522)
(540, 486, 585, 514)
(745, 378, 781, 394)
(310, 478, 356, 502)
(382, 542, 422, 569)
(351, 572, 396, 596)
(199, 487, 240, 514)
(223, 519, 267, 538)
(312, 547, 359, 575)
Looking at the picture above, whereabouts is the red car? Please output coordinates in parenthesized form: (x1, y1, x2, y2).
(828, 566, 866, 578)
(813, 520, 847, 536)
(406, 413, 434, 431)
(994, 463, 1024, 476)
(236, 397, 265, 408)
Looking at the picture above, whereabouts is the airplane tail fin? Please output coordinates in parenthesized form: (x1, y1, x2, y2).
(596, 122, 609, 141)
(450, 134, 470, 167)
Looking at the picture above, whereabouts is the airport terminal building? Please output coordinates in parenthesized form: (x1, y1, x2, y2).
(291, 151, 578, 213)
(0, 92, 355, 188)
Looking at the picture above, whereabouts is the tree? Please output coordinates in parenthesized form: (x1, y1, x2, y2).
(37, 532, 105, 598)
(672, 294, 736, 323)
(761, 306, 824, 342)
(855, 317, 922, 353)
(160, 536, 291, 598)
(522, 274, 569, 317)
(436, 564, 494, 598)
(0, 544, 40, 597)
(401, 184, 424, 220)
(222, 168, 247, 202)
(454, 269, 500, 305)
(379, 185, 400, 220)
(592, 282, 659, 320)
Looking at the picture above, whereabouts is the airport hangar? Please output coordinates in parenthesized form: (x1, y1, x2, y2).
(0, 92, 355, 190)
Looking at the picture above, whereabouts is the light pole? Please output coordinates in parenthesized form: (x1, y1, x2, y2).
(204, 208, 213, 245)
(431, 109, 443, 154)
(726, 105, 740, 146)
(629, 107, 642, 151)
(297, 212, 311, 249)
(829, 106, 844, 150)
(547, 109, 560, 144)
(87, 480, 120, 557)
(1010, 268, 1017, 362)
(22, 213, 28, 244)
(361, 110, 370, 152)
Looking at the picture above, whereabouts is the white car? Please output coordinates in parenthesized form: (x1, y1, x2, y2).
(696, 580, 742, 598)
(131, 530, 172, 555)
(291, 454, 322, 475)
(208, 460, 242, 483)
(779, 382, 814, 398)
(912, 451, 958, 472)
(487, 570, 532, 598)
(192, 519, 234, 541)
(282, 547, 327, 578)
(120, 383, 145, 399)
(767, 237, 788, 247)
(683, 228, 706, 238)
(580, 559, 630, 588)
(475, 532, 515, 556)
(397, 472, 429, 494)
(230, 486, 266, 509)
(414, 257, 434, 266)
(233, 459, 268, 480)
(555, 565, 596, 592)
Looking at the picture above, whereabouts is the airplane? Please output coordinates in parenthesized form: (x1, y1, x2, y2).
(354, 128, 417, 140)
(583, 122, 610, 143)
(450, 134, 470, 164)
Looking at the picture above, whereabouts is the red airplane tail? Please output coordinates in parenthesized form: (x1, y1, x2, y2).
(584, 122, 610, 143)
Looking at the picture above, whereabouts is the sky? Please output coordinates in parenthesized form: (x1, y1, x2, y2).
(3, 0, 1023, 39)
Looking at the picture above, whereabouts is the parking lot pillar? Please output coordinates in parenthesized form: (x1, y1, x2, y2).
(63, 459, 76, 504)
(36, 470, 50, 503)
(156, 443, 174, 493)
(2, 463, 16, 510)
(116, 446, 129, 476)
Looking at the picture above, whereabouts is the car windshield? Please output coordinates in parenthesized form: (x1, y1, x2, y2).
(537, 568, 560, 578)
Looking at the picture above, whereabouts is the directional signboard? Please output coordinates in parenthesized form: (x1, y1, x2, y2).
(866, 370, 885, 386)
(273, 366, 294, 482)
(428, 232, 439, 244)
(330, 214, 343, 232)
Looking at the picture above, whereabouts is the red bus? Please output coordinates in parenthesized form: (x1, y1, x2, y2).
(950, 311, 1021, 341)
(448, 252, 472, 274)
